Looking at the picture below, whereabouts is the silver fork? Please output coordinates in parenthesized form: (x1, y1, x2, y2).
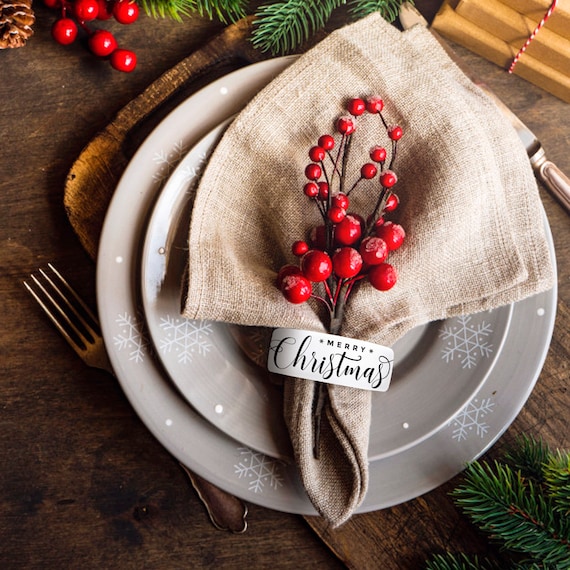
(24, 263, 113, 374)
(24, 264, 248, 533)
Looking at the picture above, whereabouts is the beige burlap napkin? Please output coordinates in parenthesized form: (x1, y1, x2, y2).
(182, 13, 554, 526)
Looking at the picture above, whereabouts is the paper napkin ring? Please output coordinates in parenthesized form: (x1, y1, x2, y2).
(267, 328, 394, 391)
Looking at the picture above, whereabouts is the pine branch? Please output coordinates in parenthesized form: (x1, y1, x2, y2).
(504, 435, 552, 483)
(543, 450, 570, 516)
(141, 0, 247, 22)
(348, 0, 411, 22)
(452, 461, 570, 568)
(251, 0, 344, 55)
(425, 552, 502, 570)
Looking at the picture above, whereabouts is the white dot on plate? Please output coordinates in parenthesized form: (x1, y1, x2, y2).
(402, 422, 409, 429)
(220, 86, 229, 95)
(537, 307, 545, 316)
(115, 256, 123, 264)
(158, 246, 165, 255)
(165, 418, 173, 427)
(214, 404, 224, 414)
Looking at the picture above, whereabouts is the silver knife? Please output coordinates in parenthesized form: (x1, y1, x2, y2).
(399, 2, 570, 213)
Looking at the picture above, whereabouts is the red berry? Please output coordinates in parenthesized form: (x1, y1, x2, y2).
(110, 48, 137, 72)
(317, 181, 329, 201)
(360, 163, 377, 179)
(88, 29, 117, 57)
(369, 263, 397, 291)
(318, 134, 335, 151)
(96, 0, 114, 19)
(359, 236, 388, 265)
(328, 205, 346, 223)
(74, 0, 99, 20)
(301, 250, 333, 282)
(375, 221, 405, 251)
(380, 170, 398, 188)
(309, 146, 326, 162)
(334, 214, 362, 246)
(277, 264, 301, 287)
(113, 0, 139, 24)
(385, 193, 399, 212)
(347, 97, 366, 116)
(333, 247, 363, 279)
(388, 125, 403, 141)
(336, 116, 355, 135)
(292, 240, 309, 256)
(366, 96, 384, 114)
(281, 274, 312, 304)
(51, 18, 78, 45)
(309, 225, 327, 250)
(374, 216, 385, 228)
(43, 0, 61, 8)
(332, 192, 349, 210)
(305, 163, 322, 180)
(370, 145, 387, 163)
(304, 181, 319, 198)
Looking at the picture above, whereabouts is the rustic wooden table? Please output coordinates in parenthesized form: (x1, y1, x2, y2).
(1, 1, 568, 568)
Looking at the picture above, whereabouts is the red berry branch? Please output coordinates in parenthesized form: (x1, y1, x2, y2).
(45, 0, 139, 72)
(276, 96, 406, 457)
(276, 96, 406, 336)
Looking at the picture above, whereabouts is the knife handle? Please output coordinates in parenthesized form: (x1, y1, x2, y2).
(538, 161, 570, 214)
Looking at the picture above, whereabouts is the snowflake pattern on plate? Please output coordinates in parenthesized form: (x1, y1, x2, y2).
(447, 397, 495, 442)
(439, 315, 493, 369)
(113, 312, 150, 363)
(234, 447, 284, 493)
(152, 140, 187, 184)
(158, 317, 213, 364)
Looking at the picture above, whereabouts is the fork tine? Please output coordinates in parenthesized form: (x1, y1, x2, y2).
(23, 277, 87, 359)
(46, 263, 100, 328)
(39, 264, 100, 340)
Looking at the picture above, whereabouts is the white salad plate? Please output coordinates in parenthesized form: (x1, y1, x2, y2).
(139, 119, 515, 462)
(97, 57, 557, 515)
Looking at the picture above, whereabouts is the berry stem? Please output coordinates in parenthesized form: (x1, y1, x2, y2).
(339, 134, 353, 195)
(364, 188, 391, 237)
(389, 140, 398, 171)
(312, 383, 328, 458)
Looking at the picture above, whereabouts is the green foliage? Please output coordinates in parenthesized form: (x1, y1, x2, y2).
(425, 437, 570, 570)
(251, 0, 343, 55)
(349, 0, 408, 21)
(252, 0, 410, 54)
(141, 0, 247, 23)
(139, 0, 412, 53)
(425, 552, 501, 570)
(543, 450, 570, 516)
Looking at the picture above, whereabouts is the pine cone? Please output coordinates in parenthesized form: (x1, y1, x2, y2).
(0, 0, 35, 49)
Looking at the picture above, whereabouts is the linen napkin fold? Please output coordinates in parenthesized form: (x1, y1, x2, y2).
(182, 13, 554, 527)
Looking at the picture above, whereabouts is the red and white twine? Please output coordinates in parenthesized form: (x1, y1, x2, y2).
(508, 0, 558, 73)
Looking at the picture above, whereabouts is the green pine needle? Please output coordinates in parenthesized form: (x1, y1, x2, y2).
(452, 460, 570, 568)
(252, 0, 344, 55)
(504, 435, 552, 483)
(348, 0, 410, 22)
(141, 0, 247, 22)
(543, 450, 570, 516)
(425, 552, 501, 570)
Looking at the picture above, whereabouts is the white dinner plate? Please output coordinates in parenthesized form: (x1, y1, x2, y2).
(139, 119, 514, 462)
(97, 57, 557, 514)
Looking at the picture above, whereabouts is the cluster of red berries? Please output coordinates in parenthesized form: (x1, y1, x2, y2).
(45, 0, 139, 72)
(276, 96, 406, 329)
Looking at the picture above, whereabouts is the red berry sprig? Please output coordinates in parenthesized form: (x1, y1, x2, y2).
(276, 96, 406, 334)
(46, 0, 138, 72)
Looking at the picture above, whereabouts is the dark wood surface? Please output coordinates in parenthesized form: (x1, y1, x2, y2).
(1, 2, 568, 568)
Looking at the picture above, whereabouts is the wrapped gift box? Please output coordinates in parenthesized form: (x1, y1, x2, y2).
(432, 0, 570, 102)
